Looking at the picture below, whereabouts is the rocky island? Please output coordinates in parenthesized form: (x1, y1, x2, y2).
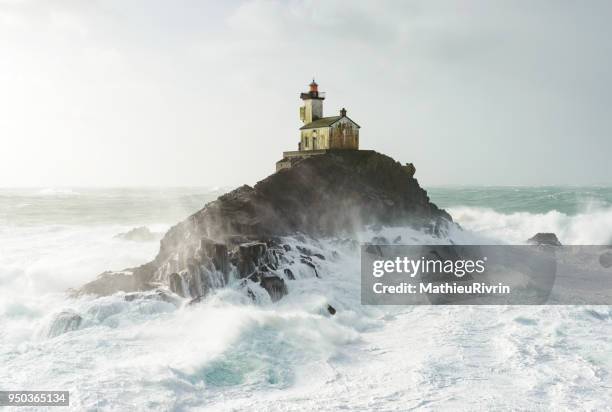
(77, 150, 452, 302)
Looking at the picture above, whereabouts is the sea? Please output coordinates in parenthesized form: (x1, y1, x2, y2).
(1, 186, 611, 410)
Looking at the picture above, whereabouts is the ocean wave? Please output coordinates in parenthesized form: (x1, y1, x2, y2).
(1, 207, 612, 408)
(448, 204, 612, 245)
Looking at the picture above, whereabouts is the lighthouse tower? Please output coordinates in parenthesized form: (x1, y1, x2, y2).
(299, 79, 325, 124)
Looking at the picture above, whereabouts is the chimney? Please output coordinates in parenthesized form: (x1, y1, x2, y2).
(340, 108, 347, 117)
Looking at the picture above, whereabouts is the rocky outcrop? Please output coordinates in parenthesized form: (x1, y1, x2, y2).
(528, 233, 562, 246)
(259, 276, 288, 302)
(78, 271, 139, 296)
(114, 226, 160, 242)
(123, 289, 182, 306)
(76, 150, 453, 301)
(48, 310, 83, 337)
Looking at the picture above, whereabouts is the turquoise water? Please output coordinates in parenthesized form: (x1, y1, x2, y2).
(0, 187, 228, 226)
(427, 186, 612, 215)
(3, 186, 611, 228)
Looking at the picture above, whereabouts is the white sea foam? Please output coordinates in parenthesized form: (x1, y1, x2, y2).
(1, 199, 611, 409)
(449, 204, 612, 245)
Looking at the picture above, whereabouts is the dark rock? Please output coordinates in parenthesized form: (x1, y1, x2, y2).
(200, 237, 230, 278)
(77, 151, 453, 298)
(393, 235, 402, 244)
(246, 286, 256, 302)
(313, 253, 325, 260)
(188, 295, 204, 305)
(284, 268, 295, 280)
(77, 271, 139, 296)
(186, 270, 201, 298)
(300, 258, 319, 277)
(297, 246, 313, 255)
(600, 250, 612, 268)
(231, 242, 276, 278)
(364, 244, 384, 257)
(327, 304, 336, 315)
(169, 272, 184, 297)
(282, 244, 292, 252)
(114, 226, 159, 242)
(238, 242, 267, 276)
(123, 293, 139, 302)
(247, 271, 262, 283)
(48, 310, 83, 337)
(528, 233, 562, 246)
(403, 163, 416, 178)
(372, 236, 389, 244)
(260, 275, 288, 302)
(124, 289, 181, 306)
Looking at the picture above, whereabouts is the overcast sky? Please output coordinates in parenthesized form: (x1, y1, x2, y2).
(1, 0, 611, 187)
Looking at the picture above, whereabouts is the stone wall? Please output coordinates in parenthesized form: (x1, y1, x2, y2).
(329, 117, 359, 149)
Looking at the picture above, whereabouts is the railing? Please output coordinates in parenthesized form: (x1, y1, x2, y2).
(300, 91, 326, 99)
(283, 149, 328, 157)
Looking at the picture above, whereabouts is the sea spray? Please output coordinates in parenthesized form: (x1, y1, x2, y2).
(1, 187, 611, 409)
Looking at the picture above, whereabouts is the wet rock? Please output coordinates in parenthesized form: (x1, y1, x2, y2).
(297, 246, 325, 260)
(186, 270, 201, 298)
(232, 242, 268, 278)
(246, 271, 262, 283)
(284, 268, 295, 280)
(200, 237, 230, 278)
(327, 304, 336, 315)
(393, 235, 402, 244)
(300, 258, 319, 278)
(188, 295, 204, 305)
(230, 240, 284, 279)
(297, 246, 313, 255)
(124, 289, 182, 306)
(78, 150, 454, 297)
(528, 233, 562, 246)
(372, 236, 389, 244)
(48, 310, 83, 337)
(169, 272, 184, 297)
(282, 244, 292, 252)
(77, 271, 139, 296)
(260, 275, 288, 302)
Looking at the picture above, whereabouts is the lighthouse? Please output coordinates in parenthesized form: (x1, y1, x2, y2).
(276, 80, 361, 171)
(299, 79, 325, 124)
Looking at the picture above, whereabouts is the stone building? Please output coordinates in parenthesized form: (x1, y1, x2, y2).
(276, 80, 361, 171)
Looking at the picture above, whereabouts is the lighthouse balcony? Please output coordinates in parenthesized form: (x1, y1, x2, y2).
(300, 91, 326, 100)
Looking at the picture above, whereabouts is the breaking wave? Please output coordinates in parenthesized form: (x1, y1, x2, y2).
(449, 204, 612, 245)
(1, 188, 611, 409)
